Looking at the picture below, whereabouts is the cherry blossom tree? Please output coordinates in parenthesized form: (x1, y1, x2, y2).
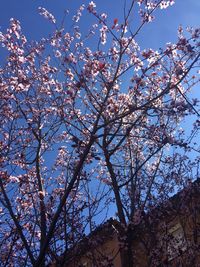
(0, 0, 200, 266)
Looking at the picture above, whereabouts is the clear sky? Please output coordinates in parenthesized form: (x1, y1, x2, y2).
(0, 0, 200, 48)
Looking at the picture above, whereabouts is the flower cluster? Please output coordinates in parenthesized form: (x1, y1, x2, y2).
(87, 1, 96, 13)
(73, 4, 85, 23)
(38, 7, 56, 23)
(100, 25, 108, 45)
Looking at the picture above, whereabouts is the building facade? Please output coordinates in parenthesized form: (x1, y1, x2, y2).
(51, 180, 200, 267)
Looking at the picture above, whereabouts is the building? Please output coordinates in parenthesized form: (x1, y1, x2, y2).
(51, 180, 200, 267)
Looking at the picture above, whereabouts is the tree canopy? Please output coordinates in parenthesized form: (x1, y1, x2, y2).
(0, 1, 200, 266)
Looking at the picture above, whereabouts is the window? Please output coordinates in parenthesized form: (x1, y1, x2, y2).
(167, 223, 187, 260)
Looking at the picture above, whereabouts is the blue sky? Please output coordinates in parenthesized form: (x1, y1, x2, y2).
(0, 0, 200, 47)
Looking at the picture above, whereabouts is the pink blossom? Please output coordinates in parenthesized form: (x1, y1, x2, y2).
(38, 7, 56, 24)
(100, 25, 108, 45)
(9, 176, 19, 183)
(159, 0, 175, 9)
(73, 4, 85, 22)
(87, 1, 96, 13)
(55, 50, 61, 58)
(100, 13, 107, 20)
(137, 0, 143, 6)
